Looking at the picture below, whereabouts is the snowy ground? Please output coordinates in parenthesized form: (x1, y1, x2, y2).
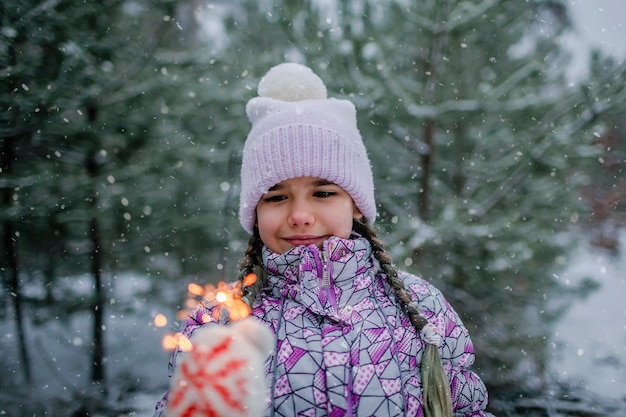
(549, 232, 626, 400)
(0, 273, 175, 417)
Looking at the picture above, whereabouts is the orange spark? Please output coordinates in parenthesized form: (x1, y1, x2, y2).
(243, 272, 257, 287)
(212, 280, 251, 321)
(176, 309, 189, 321)
(162, 332, 193, 352)
(187, 282, 205, 297)
(201, 313, 212, 323)
(161, 278, 253, 351)
(153, 313, 168, 328)
(215, 290, 227, 303)
(185, 298, 197, 309)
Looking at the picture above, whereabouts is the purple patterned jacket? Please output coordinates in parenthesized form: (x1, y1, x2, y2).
(155, 236, 492, 417)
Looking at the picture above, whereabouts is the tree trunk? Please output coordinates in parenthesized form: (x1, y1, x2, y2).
(85, 102, 105, 384)
(89, 213, 105, 383)
(419, 120, 434, 221)
(1, 137, 32, 384)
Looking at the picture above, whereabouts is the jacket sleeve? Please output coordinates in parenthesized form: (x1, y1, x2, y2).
(401, 272, 494, 417)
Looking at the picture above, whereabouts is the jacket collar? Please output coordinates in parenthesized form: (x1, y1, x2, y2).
(261, 235, 379, 320)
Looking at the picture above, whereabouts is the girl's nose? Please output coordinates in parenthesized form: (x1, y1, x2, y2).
(288, 201, 314, 227)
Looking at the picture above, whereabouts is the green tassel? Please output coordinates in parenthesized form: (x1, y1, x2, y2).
(421, 344, 453, 417)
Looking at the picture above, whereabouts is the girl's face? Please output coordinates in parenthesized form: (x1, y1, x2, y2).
(256, 176, 363, 253)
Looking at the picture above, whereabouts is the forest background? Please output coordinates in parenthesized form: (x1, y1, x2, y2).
(1, 0, 625, 416)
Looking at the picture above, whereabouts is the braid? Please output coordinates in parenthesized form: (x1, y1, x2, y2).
(353, 221, 429, 331)
(353, 220, 453, 417)
(238, 228, 268, 307)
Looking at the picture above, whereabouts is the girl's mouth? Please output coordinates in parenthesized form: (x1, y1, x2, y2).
(285, 236, 324, 246)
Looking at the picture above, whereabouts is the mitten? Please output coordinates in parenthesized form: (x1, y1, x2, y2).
(167, 318, 274, 417)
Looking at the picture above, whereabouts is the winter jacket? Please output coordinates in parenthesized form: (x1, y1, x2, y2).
(155, 236, 492, 417)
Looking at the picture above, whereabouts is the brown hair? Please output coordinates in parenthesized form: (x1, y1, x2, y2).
(238, 220, 453, 417)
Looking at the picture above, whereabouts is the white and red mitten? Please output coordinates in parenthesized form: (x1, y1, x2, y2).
(167, 318, 274, 417)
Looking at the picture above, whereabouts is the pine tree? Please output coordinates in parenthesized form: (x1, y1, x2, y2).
(1, 0, 177, 398)
(206, 0, 626, 393)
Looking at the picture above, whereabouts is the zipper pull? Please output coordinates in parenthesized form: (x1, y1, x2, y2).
(321, 250, 330, 288)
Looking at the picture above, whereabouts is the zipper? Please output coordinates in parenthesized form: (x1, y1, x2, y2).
(310, 244, 338, 311)
(321, 250, 330, 288)
(316, 245, 338, 311)
(346, 365, 354, 416)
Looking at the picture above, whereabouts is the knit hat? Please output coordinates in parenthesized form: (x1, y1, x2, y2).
(239, 62, 376, 234)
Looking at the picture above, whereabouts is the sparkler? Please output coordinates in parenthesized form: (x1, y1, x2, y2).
(154, 273, 270, 417)
(154, 274, 258, 352)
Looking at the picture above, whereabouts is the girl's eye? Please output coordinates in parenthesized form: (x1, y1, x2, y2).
(263, 194, 286, 203)
(314, 191, 335, 198)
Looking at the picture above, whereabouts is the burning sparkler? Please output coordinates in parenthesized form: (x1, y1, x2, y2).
(153, 273, 271, 417)
(154, 274, 258, 352)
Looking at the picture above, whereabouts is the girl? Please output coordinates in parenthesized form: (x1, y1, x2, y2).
(155, 63, 494, 417)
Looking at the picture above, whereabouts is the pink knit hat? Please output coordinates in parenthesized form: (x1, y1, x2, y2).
(239, 63, 376, 234)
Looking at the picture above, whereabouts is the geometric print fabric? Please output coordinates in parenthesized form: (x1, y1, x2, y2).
(154, 236, 492, 417)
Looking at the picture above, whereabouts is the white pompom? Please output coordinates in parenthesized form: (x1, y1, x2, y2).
(257, 63, 327, 101)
